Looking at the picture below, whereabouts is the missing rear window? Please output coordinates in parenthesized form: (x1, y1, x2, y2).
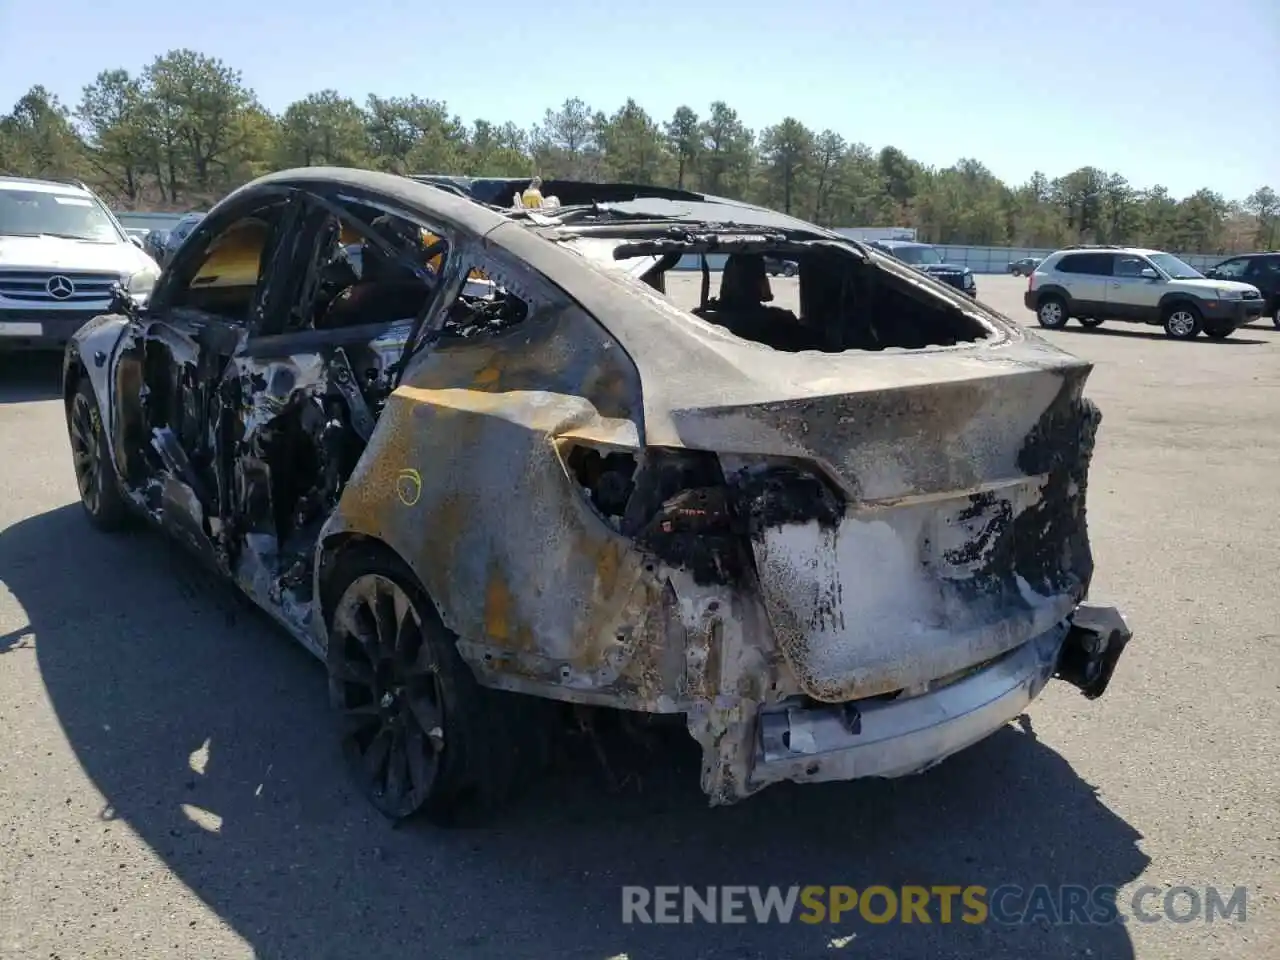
(633, 247, 993, 353)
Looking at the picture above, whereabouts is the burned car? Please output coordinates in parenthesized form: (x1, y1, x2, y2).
(63, 168, 1131, 822)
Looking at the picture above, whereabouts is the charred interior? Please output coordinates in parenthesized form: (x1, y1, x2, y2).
(613, 242, 993, 352)
(562, 442, 846, 587)
(108, 193, 534, 629)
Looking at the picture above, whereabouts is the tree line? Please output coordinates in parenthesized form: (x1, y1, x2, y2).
(1, 48, 1276, 253)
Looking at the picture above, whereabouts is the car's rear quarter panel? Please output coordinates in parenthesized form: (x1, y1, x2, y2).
(317, 288, 698, 707)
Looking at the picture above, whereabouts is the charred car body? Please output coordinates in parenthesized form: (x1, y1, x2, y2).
(63, 168, 1131, 822)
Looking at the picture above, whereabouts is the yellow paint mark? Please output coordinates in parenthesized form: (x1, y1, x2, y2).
(396, 468, 422, 506)
(474, 365, 501, 387)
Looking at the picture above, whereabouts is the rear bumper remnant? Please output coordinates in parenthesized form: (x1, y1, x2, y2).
(700, 604, 1131, 804)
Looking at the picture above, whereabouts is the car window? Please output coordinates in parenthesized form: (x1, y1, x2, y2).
(165, 200, 291, 324)
(1146, 252, 1202, 280)
(1114, 255, 1153, 278)
(271, 196, 453, 336)
(1245, 258, 1279, 281)
(435, 247, 541, 343)
(0, 187, 122, 243)
(1210, 259, 1250, 279)
(892, 245, 943, 265)
(1056, 253, 1114, 276)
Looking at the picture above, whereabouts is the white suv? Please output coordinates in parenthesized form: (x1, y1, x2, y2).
(1025, 245, 1265, 340)
(0, 176, 161, 352)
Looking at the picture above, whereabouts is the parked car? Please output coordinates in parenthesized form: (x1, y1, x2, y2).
(1203, 252, 1280, 329)
(865, 239, 977, 296)
(0, 175, 161, 352)
(160, 212, 206, 267)
(1009, 257, 1042, 277)
(1025, 245, 1265, 340)
(63, 167, 1130, 823)
(764, 255, 798, 277)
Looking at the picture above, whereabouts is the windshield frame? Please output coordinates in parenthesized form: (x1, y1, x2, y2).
(1147, 252, 1203, 281)
(0, 185, 128, 244)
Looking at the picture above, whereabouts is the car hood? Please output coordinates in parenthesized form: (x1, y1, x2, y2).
(1177, 277, 1259, 295)
(0, 235, 158, 274)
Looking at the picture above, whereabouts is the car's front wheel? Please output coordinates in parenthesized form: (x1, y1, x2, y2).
(1163, 303, 1202, 340)
(325, 545, 554, 824)
(66, 377, 129, 531)
(1036, 295, 1069, 329)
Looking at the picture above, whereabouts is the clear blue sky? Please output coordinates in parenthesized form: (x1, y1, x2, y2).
(2, 0, 1277, 200)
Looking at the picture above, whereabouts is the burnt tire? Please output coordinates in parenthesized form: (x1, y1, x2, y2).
(1163, 303, 1203, 340)
(1203, 324, 1234, 340)
(324, 543, 554, 825)
(1036, 295, 1069, 329)
(66, 376, 129, 532)
(1078, 317, 1104, 328)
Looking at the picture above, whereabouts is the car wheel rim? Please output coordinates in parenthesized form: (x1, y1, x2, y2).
(69, 393, 101, 515)
(1168, 311, 1196, 337)
(332, 573, 443, 817)
(1040, 302, 1062, 325)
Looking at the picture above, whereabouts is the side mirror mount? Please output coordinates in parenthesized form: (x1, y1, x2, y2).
(107, 281, 142, 320)
(1140, 267, 1159, 280)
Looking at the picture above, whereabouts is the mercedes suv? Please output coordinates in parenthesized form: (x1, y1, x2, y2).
(1025, 245, 1265, 340)
(0, 176, 161, 351)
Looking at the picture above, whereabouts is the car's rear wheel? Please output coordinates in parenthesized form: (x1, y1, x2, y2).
(325, 545, 554, 824)
(1078, 317, 1104, 328)
(1163, 303, 1202, 340)
(1036, 295, 1069, 329)
(66, 377, 128, 531)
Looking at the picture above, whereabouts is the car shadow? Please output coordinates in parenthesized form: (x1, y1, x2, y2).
(1056, 326, 1270, 345)
(0, 351, 63, 404)
(1, 504, 1148, 960)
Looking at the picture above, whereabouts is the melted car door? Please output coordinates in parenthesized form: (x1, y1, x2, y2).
(224, 196, 450, 614)
(124, 192, 299, 566)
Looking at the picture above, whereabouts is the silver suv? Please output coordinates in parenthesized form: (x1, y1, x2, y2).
(0, 176, 161, 351)
(1025, 245, 1265, 340)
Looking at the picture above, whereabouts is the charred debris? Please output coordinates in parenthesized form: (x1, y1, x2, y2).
(562, 442, 844, 587)
(540, 212, 998, 352)
(110, 214, 530, 634)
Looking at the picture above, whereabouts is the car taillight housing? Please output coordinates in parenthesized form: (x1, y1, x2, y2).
(555, 439, 847, 585)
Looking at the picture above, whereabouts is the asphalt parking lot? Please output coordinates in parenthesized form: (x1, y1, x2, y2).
(1, 274, 1277, 960)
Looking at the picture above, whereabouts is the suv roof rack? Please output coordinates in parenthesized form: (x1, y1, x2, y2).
(0, 174, 91, 191)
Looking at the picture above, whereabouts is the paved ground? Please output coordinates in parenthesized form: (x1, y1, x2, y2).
(1, 275, 1277, 960)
